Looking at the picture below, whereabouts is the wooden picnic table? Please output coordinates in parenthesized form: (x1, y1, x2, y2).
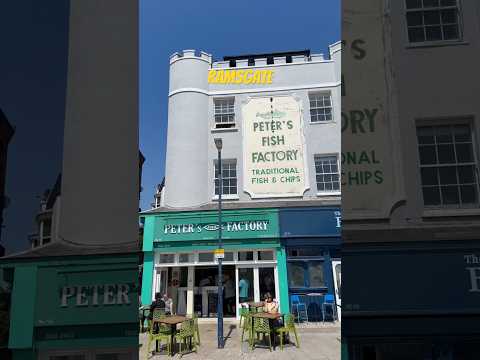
(154, 315, 187, 356)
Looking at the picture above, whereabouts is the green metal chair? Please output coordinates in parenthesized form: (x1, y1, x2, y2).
(275, 314, 300, 350)
(252, 317, 273, 352)
(191, 313, 201, 346)
(146, 315, 173, 358)
(175, 319, 197, 357)
(240, 312, 253, 346)
(239, 306, 249, 328)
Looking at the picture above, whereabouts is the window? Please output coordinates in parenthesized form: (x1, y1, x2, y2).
(405, 0, 461, 43)
(417, 124, 479, 207)
(179, 253, 194, 263)
(288, 248, 324, 257)
(287, 261, 326, 288)
(315, 155, 340, 193)
(214, 159, 237, 196)
(238, 251, 253, 261)
(198, 252, 214, 262)
(287, 262, 305, 288)
(214, 98, 235, 129)
(223, 252, 234, 261)
(159, 254, 175, 264)
(258, 251, 274, 261)
(309, 93, 333, 122)
(308, 261, 325, 287)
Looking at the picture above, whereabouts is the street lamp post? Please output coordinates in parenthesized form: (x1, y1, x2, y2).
(214, 138, 224, 349)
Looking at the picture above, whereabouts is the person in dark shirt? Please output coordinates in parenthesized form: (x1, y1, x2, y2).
(149, 292, 166, 319)
(148, 292, 166, 334)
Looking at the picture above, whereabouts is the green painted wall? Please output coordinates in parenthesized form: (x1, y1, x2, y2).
(141, 251, 154, 305)
(12, 349, 36, 360)
(35, 264, 138, 326)
(8, 265, 37, 349)
(140, 208, 290, 311)
(142, 216, 155, 252)
(276, 247, 290, 314)
(3, 254, 139, 352)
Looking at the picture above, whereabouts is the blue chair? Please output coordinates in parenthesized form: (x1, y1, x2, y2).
(322, 294, 337, 323)
(290, 295, 308, 323)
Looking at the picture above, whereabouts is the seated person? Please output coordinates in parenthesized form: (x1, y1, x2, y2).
(162, 293, 173, 314)
(263, 292, 279, 314)
(149, 292, 166, 318)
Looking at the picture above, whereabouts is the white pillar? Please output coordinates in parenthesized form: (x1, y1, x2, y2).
(186, 266, 195, 316)
(253, 267, 260, 302)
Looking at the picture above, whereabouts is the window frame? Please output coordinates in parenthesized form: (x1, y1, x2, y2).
(286, 259, 328, 290)
(404, 0, 464, 46)
(213, 97, 236, 129)
(314, 154, 341, 196)
(213, 158, 239, 200)
(416, 121, 480, 208)
(308, 92, 334, 123)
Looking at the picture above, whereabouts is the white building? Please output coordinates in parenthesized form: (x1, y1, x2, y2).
(163, 45, 341, 207)
(141, 45, 343, 321)
(342, 0, 480, 357)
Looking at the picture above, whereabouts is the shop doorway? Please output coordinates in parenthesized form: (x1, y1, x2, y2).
(332, 260, 341, 319)
(236, 265, 278, 318)
(194, 265, 236, 318)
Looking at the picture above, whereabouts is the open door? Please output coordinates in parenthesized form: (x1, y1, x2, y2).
(332, 260, 341, 320)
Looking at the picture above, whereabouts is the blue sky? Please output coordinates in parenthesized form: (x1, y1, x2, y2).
(139, 0, 340, 210)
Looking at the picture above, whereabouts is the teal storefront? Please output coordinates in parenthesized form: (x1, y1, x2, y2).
(140, 208, 289, 319)
(0, 245, 139, 360)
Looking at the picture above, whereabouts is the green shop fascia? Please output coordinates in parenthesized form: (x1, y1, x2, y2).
(0, 245, 139, 360)
(140, 208, 289, 318)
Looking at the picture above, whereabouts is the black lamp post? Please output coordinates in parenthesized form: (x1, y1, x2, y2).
(214, 138, 224, 349)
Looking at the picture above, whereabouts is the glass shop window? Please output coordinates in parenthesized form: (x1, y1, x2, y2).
(179, 253, 194, 263)
(223, 252, 234, 261)
(198, 252, 214, 262)
(308, 261, 325, 287)
(238, 251, 254, 261)
(288, 248, 323, 257)
(159, 253, 175, 264)
(258, 250, 274, 261)
(287, 262, 306, 288)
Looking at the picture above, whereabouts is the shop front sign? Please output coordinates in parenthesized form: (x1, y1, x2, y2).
(60, 283, 131, 307)
(154, 210, 279, 242)
(243, 96, 308, 198)
(279, 207, 341, 238)
(465, 253, 480, 292)
(163, 220, 269, 234)
(342, 0, 403, 220)
(343, 249, 480, 315)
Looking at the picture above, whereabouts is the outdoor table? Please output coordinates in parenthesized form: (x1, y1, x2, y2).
(154, 315, 187, 356)
(246, 301, 265, 312)
(251, 312, 284, 350)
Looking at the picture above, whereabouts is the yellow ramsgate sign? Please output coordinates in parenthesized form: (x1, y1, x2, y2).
(208, 69, 273, 84)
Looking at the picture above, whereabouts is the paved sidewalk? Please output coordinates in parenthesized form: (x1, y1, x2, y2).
(139, 321, 340, 360)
